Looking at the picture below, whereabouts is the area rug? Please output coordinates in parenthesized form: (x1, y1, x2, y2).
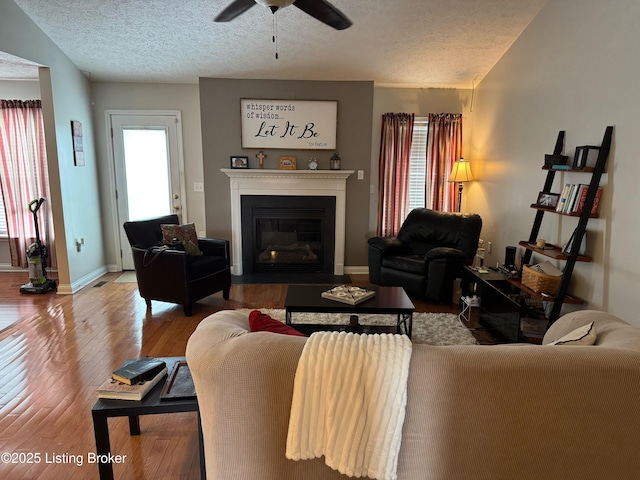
(114, 271, 137, 283)
(237, 308, 477, 345)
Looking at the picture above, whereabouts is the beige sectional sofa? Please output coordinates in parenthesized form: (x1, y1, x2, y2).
(186, 310, 640, 479)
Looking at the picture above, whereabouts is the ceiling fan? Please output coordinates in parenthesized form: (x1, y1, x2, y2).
(214, 0, 353, 30)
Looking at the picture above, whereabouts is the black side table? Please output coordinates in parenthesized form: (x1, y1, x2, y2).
(91, 357, 204, 480)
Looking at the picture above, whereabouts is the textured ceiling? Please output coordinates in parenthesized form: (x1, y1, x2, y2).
(0, 52, 41, 80)
(5, 0, 547, 87)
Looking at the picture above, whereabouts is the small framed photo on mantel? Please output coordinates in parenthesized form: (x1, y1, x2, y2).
(278, 156, 297, 170)
(230, 156, 249, 169)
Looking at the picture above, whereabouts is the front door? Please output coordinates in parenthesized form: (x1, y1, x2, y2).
(110, 112, 185, 270)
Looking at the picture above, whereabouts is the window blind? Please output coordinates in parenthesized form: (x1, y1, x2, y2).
(0, 190, 7, 237)
(407, 118, 428, 211)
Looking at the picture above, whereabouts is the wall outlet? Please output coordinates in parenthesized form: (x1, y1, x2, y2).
(357, 170, 364, 180)
(193, 182, 204, 192)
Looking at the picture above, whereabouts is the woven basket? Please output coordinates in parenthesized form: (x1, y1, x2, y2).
(521, 264, 562, 294)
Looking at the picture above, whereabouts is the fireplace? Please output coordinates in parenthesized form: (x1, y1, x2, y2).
(222, 169, 354, 275)
(241, 196, 335, 274)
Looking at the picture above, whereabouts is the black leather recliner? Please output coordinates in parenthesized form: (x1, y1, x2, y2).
(368, 209, 482, 303)
(123, 214, 231, 316)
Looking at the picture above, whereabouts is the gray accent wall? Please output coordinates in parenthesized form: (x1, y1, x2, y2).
(200, 78, 374, 269)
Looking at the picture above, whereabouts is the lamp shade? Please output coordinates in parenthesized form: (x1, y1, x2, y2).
(448, 158, 474, 183)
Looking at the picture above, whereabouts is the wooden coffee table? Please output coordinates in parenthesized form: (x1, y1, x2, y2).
(284, 285, 415, 338)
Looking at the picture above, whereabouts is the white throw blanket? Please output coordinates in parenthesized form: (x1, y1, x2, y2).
(286, 331, 412, 480)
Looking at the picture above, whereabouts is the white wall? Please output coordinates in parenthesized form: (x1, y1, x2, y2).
(1, 0, 105, 293)
(90, 82, 203, 270)
(0, 79, 40, 98)
(470, 0, 640, 323)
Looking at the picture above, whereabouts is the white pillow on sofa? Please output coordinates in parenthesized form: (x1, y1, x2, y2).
(549, 322, 597, 346)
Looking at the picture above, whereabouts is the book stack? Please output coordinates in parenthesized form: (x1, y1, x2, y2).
(556, 184, 602, 215)
(97, 357, 167, 401)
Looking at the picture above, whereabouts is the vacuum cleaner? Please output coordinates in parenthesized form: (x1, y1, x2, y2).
(20, 198, 57, 294)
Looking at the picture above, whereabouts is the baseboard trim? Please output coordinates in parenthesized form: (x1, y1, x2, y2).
(57, 265, 108, 295)
(0, 264, 26, 273)
(344, 266, 369, 275)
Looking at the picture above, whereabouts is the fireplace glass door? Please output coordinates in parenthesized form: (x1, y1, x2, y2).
(241, 196, 336, 274)
(256, 218, 323, 271)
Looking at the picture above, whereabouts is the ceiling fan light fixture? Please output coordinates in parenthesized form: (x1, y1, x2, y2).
(214, 0, 352, 31)
(255, 0, 295, 11)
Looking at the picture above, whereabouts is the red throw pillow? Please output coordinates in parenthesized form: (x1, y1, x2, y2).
(248, 310, 306, 337)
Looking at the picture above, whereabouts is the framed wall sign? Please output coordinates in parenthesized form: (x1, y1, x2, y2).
(241, 99, 337, 150)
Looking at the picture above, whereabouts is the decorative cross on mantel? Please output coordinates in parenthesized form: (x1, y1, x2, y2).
(255, 150, 267, 169)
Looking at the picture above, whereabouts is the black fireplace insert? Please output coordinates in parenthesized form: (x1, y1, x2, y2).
(241, 195, 336, 274)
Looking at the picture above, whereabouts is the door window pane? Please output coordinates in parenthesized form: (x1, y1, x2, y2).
(123, 129, 171, 221)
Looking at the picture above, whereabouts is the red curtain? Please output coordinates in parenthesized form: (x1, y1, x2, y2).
(426, 113, 463, 212)
(0, 100, 56, 268)
(377, 113, 414, 237)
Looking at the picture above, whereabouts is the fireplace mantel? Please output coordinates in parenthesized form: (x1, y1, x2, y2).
(221, 169, 354, 275)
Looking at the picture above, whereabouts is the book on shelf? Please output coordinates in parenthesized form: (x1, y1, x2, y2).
(556, 183, 601, 215)
(321, 285, 376, 305)
(112, 356, 167, 385)
(588, 187, 602, 215)
(97, 367, 167, 401)
(565, 184, 584, 213)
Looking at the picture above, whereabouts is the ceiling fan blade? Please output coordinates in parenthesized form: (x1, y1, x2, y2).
(214, 0, 256, 22)
(293, 0, 352, 30)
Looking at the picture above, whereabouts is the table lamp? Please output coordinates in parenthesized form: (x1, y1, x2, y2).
(448, 158, 473, 212)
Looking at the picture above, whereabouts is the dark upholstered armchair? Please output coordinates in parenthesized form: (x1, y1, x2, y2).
(123, 214, 231, 316)
(368, 209, 482, 303)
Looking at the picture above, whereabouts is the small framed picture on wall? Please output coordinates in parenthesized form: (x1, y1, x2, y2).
(71, 120, 85, 166)
(230, 156, 249, 169)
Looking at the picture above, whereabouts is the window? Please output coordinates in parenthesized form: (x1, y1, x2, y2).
(407, 117, 428, 211)
(0, 188, 7, 237)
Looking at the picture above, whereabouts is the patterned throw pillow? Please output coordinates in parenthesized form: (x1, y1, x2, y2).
(160, 223, 202, 256)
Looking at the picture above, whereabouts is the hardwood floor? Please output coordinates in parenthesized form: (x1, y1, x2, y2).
(0, 272, 494, 479)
